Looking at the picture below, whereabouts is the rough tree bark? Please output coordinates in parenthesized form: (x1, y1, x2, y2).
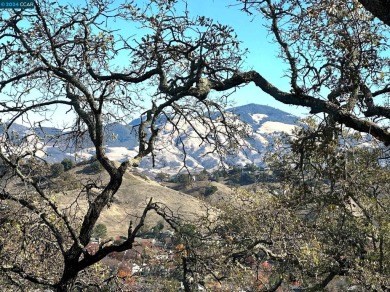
(358, 0, 390, 26)
(0, 0, 248, 289)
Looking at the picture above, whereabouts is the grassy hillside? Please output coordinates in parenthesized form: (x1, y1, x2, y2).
(161, 179, 234, 204)
(55, 164, 214, 237)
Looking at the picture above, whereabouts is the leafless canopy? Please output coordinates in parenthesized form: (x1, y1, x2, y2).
(0, 0, 247, 290)
(237, 0, 390, 144)
(1, 0, 390, 290)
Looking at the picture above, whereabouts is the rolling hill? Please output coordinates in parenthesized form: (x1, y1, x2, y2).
(56, 164, 216, 237)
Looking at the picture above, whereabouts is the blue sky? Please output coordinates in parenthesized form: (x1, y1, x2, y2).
(71, 0, 309, 117)
(186, 0, 310, 116)
(3, 0, 310, 127)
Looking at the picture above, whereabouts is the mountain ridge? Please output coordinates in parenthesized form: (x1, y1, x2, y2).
(2, 104, 298, 174)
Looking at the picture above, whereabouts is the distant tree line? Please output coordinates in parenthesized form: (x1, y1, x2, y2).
(160, 163, 272, 188)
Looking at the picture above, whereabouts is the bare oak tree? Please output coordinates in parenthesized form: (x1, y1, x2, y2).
(1, 0, 390, 290)
(0, 0, 247, 290)
(236, 0, 390, 144)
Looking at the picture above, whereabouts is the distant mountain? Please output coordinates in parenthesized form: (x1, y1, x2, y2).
(227, 103, 297, 130)
(0, 123, 28, 133)
(1, 104, 298, 173)
(91, 103, 298, 174)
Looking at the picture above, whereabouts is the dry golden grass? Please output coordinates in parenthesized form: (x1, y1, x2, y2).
(56, 165, 214, 237)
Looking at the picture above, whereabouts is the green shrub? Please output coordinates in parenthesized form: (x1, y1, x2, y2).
(196, 170, 209, 181)
(239, 172, 256, 185)
(51, 163, 64, 177)
(175, 173, 192, 186)
(81, 160, 103, 174)
(61, 158, 74, 171)
(204, 185, 218, 196)
(156, 172, 170, 182)
(90, 161, 103, 173)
